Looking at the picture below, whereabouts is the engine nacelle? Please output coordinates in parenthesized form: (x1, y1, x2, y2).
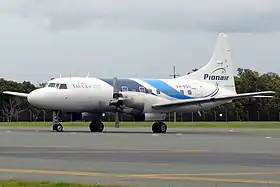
(122, 92, 145, 111)
(122, 91, 169, 113)
(135, 113, 166, 121)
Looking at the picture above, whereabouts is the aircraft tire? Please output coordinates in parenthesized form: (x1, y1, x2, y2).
(152, 121, 167, 133)
(89, 120, 104, 132)
(56, 124, 63, 132)
(52, 124, 58, 131)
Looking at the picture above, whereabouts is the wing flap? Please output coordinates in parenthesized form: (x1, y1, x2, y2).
(3, 91, 29, 98)
(152, 91, 275, 109)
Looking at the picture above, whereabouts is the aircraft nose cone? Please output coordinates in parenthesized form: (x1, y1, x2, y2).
(27, 89, 46, 107)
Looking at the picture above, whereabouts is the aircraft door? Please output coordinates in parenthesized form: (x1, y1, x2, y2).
(191, 82, 202, 98)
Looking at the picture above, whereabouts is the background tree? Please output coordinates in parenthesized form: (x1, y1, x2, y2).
(2, 96, 26, 122)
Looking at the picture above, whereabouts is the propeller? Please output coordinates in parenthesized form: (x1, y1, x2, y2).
(109, 77, 124, 128)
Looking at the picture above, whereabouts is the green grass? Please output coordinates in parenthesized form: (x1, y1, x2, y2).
(0, 179, 125, 187)
(0, 121, 280, 128)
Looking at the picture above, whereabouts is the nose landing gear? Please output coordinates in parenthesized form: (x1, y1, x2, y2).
(51, 111, 63, 132)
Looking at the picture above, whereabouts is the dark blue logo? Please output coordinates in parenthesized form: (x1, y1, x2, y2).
(203, 68, 229, 81)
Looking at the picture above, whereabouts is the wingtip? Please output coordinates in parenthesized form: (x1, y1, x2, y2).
(265, 91, 276, 94)
(2, 91, 29, 98)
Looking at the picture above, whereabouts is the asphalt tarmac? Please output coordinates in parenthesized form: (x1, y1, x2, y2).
(0, 126, 280, 187)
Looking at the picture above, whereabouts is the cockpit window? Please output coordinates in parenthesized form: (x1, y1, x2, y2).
(59, 84, 67, 89)
(48, 83, 56, 87)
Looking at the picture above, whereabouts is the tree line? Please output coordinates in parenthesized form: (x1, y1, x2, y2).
(0, 68, 279, 122)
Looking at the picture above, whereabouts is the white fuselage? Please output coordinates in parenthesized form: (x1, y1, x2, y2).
(27, 77, 232, 115)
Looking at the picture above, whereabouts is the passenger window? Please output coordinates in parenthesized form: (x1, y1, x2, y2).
(180, 90, 184, 94)
(121, 86, 128, 92)
(59, 84, 67, 89)
(48, 83, 56, 87)
(139, 87, 145, 93)
(188, 90, 192, 95)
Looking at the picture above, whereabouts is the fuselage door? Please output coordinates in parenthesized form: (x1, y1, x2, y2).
(191, 82, 202, 98)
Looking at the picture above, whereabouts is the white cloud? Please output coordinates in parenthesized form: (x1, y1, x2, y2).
(7, 0, 280, 33)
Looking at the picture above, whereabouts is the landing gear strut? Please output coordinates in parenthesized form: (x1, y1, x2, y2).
(52, 111, 63, 132)
(89, 120, 104, 132)
(152, 121, 167, 133)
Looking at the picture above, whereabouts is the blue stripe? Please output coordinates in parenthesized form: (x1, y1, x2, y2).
(142, 79, 192, 99)
(100, 78, 156, 95)
(100, 78, 219, 100)
(142, 79, 219, 99)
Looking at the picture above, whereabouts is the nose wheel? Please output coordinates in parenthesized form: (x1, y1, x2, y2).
(51, 110, 63, 132)
(152, 121, 167, 133)
(52, 123, 63, 132)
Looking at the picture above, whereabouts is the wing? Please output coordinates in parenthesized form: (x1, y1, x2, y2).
(152, 91, 275, 109)
(2, 91, 29, 98)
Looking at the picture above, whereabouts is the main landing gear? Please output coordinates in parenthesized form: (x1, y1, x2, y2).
(89, 119, 104, 132)
(152, 121, 167, 133)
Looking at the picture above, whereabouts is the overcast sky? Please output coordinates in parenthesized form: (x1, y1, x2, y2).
(1, 0, 280, 84)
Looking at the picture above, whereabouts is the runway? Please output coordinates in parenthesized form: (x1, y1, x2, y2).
(0, 127, 280, 187)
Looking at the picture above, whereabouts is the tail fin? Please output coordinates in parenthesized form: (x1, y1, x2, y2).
(179, 33, 236, 93)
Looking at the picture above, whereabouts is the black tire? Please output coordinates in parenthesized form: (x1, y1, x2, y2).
(152, 121, 159, 133)
(56, 124, 63, 132)
(152, 121, 167, 133)
(158, 122, 167, 133)
(89, 122, 95, 132)
(89, 120, 104, 132)
(52, 124, 58, 131)
(96, 122, 104, 132)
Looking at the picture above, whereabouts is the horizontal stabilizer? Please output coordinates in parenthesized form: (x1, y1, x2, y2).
(152, 91, 275, 109)
(3, 91, 29, 98)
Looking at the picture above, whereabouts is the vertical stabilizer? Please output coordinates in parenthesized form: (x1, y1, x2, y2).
(179, 33, 236, 93)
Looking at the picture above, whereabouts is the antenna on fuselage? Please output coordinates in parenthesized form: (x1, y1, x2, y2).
(169, 65, 179, 122)
(169, 65, 179, 79)
(86, 72, 90, 77)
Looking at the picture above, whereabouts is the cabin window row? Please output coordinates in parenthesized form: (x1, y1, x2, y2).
(121, 86, 157, 93)
(121, 86, 192, 95)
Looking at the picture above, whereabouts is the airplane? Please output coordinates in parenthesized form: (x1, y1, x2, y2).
(3, 33, 275, 133)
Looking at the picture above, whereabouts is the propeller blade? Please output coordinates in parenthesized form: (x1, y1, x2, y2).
(111, 77, 122, 128)
(113, 77, 119, 94)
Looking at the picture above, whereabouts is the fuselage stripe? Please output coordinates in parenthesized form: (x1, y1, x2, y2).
(99, 78, 219, 100)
